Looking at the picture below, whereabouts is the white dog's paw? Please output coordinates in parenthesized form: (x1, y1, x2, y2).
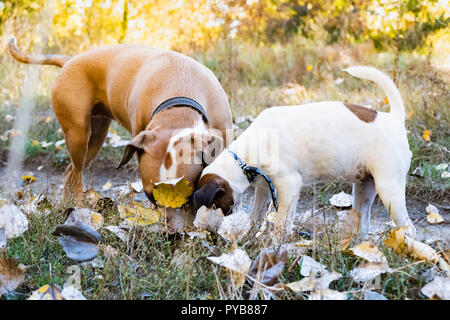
(404, 220, 416, 239)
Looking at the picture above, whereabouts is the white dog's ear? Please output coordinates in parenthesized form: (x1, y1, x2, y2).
(116, 131, 156, 169)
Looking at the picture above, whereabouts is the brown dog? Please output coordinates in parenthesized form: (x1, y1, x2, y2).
(9, 37, 232, 203)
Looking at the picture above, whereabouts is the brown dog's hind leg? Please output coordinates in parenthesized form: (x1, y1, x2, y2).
(84, 115, 112, 168)
(52, 79, 94, 201)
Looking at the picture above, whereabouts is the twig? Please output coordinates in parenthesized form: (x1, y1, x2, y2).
(287, 253, 303, 272)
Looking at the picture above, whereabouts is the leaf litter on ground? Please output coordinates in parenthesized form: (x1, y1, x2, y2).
(0, 248, 26, 297)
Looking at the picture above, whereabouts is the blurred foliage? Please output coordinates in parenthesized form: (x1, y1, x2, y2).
(0, 0, 447, 54)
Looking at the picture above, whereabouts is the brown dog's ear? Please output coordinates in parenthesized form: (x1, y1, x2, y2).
(116, 131, 156, 169)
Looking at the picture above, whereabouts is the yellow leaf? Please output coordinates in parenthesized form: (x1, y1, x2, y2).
(307, 64, 313, 72)
(383, 226, 408, 255)
(91, 212, 103, 228)
(118, 202, 161, 226)
(31, 140, 40, 146)
(384, 227, 441, 264)
(153, 178, 192, 208)
(38, 284, 49, 293)
(427, 213, 444, 224)
(422, 129, 432, 142)
(382, 97, 389, 105)
(21, 175, 36, 185)
(349, 241, 387, 264)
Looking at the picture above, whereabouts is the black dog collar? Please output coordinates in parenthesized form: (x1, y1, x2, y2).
(150, 97, 208, 123)
(227, 149, 279, 211)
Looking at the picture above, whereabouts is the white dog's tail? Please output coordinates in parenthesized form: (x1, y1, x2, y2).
(344, 66, 405, 122)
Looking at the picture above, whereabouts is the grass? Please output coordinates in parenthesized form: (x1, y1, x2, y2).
(2, 192, 440, 300)
(0, 37, 448, 300)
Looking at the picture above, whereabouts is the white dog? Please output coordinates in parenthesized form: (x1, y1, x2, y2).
(193, 66, 416, 243)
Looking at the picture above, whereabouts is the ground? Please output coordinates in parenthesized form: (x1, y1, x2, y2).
(0, 158, 448, 300)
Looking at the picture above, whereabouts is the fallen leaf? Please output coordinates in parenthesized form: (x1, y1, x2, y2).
(441, 171, 450, 178)
(422, 129, 432, 142)
(298, 255, 327, 277)
(329, 191, 352, 208)
(435, 163, 448, 171)
(153, 178, 193, 208)
(218, 210, 252, 242)
(28, 284, 63, 300)
(194, 205, 224, 233)
(286, 271, 342, 293)
(65, 208, 103, 230)
(248, 249, 287, 286)
(85, 189, 100, 206)
(349, 241, 388, 264)
(336, 209, 361, 239)
(349, 262, 393, 282)
(0, 248, 26, 297)
(426, 204, 444, 224)
(308, 289, 348, 300)
(118, 201, 161, 226)
(421, 276, 450, 300)
(384, 227, 441, 264)
(208, 248, 252, 287)
(53, 221, 101, 262)
(130, 180, 143, 193)
(0, 202, 29, 239)
(102, 181, 112, 191)
(104, 226, 129, 242)
(61, 285, 86, 300)
(363, 290, 388, 300)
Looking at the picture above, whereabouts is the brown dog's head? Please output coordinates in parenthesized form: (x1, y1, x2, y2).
(117, 129, 223, 205)
(193, 173, 235, 215)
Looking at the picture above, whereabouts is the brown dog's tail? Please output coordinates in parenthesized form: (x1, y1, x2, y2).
(8, 37, 71, 68)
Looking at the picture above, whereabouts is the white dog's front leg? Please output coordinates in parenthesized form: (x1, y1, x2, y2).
(272, 173, 302, 245)
(250, 183, 269, 227)
(373, 175, 416, 238)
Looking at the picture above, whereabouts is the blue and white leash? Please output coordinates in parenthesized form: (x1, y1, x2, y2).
(226, 149, 278, 211)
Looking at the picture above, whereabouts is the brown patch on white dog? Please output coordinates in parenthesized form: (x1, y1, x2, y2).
(344, 103, 377, 123)
(194, 174, 234, 215)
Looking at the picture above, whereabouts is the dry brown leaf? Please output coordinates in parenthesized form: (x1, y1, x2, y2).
(329, 191, 352, 208)
(298, 256, 327, 277)
(0, 202, 29, 239)
(218, 210, 252, 242)
(384, 226, 444, 268)
(65, 208, 103, 230)
(308, 289, 348, 300)
(0, 248, 26, 297)
(194, 205, 224, 233)
(248, 249, 287, 286)
(421, 276, 450, 300)
(208, 248, 252, 288)
(349, 262, 393, 282)
(349, 241, 388, 264)
(28, 284, 63, 300)
(286, 271, 342, 293)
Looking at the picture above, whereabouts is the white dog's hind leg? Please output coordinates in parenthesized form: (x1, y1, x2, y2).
(352, 180, 377, 240)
